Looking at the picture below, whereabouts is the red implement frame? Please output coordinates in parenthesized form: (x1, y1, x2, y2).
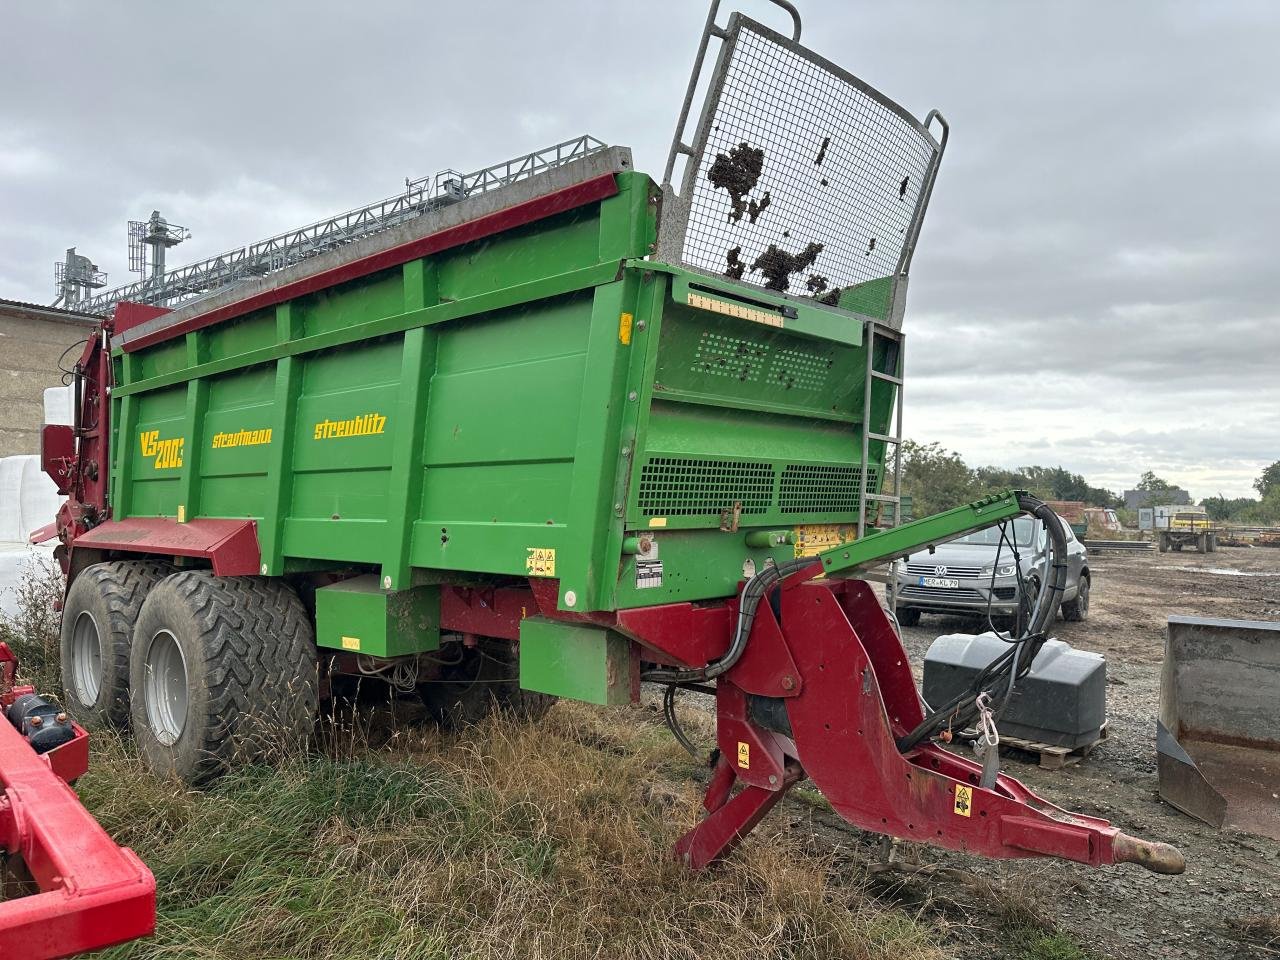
(442, 573, 1184, 874)
(0, 644, 156, 959)
(662, 575, 1185, 873)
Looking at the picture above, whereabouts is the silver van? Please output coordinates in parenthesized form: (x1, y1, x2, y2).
(893, 516, 1090, 627)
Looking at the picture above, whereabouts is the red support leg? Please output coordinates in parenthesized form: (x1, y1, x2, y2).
(674, 761, 803, 870)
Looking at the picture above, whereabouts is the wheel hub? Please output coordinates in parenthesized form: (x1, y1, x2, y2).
(70, 610, 103, 706)
(144, 629, 189, 745)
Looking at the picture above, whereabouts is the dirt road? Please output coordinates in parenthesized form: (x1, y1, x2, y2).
(881, 545, 1280, 959)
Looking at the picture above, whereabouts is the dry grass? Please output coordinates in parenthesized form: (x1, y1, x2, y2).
(81, 700, 940, 960)
(1229, 913, 1280, 953)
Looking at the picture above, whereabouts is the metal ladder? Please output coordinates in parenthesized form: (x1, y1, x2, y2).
(857, 322, 905, 601)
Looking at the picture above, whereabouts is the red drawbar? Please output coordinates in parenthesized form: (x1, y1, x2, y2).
(74, 517, 261, 575)
(122, 173, 620, 353)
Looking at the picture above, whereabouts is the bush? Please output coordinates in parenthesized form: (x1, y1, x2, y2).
(0, 551, 64, 694)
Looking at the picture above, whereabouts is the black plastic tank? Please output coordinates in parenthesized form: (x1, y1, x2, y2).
(923, 634, 1106, 748)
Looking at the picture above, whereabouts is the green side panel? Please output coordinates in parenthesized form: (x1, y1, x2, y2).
(612, 527, 795, 609)
(411, 292, 593, 576)
(202, 309, 276, 363)
(434, 212, 604, 300)
(314, 574, 439, 657)
(129, 384, 187, 517)
(299, 271, 405, 339)
(518, 617, 631, 706)
(837, 276, 894, 319)
(288, 338, 401, 563)
(198, 364, 277, 519)
(134, 338, 187, 381)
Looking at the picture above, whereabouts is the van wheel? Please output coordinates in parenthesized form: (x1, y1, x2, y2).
(895, 607, 921, 627)
(129, 572, 317, 786)
(59, 560, 173, 728)
(1062, 574, 1090, 622)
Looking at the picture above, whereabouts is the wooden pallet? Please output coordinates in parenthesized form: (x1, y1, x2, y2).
(1001, 722, 1110, 770)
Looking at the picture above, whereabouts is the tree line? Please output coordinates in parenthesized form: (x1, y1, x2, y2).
(899, 441, 1122, 517)
(900, 442, 1280, 527)
(1202, 461, 1280, 524)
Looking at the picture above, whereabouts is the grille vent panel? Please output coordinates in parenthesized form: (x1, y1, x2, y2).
(637, 458, 879, 519)
(779, 464, 878, 514)
(637, 457, 773, 517)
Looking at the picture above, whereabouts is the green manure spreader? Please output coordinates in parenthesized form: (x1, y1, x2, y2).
(4, 4, 1184, 956)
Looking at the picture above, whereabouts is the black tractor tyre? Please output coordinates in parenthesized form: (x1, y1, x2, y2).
(1158, 536, 1168, 554)
(129, 572, 318, 786)
(421, 640, 555, 728)
(1062, 574, 1090, 622)
(895, 606, 922, 627)
(59, 559, 174, 728)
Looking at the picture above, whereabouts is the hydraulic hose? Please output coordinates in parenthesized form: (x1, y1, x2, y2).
(641, 555, 814, 685)
(895, 493, 1069, 753)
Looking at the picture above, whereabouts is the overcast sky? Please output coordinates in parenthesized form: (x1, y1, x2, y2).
(2, 1, 1274, 498)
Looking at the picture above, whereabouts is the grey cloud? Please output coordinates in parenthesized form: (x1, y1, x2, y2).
(1, 0, 1274, 497)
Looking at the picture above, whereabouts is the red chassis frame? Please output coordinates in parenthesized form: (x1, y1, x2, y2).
(0, 644, 155, 960)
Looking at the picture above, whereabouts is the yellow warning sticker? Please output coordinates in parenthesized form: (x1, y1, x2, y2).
(793, 523, 857, 558)
(341, 636, 361, 651)
(618, 312, 634, 345)
(526, 547, 557, 577)
(737, 741, 750, 770)
(954, 784, 973, 817)
(177, 504, 186, 524)
(648, 517, 668, 528)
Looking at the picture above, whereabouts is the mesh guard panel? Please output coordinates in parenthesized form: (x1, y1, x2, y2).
(673, 16, 942, 301)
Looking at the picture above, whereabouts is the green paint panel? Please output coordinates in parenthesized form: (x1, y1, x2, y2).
(314, 574, 440, 657)
(518, 618, 631, 705)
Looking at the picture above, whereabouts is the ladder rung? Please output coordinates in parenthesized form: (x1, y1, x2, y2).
(866, 432, 901, 444)
(870, 326, 903, 342)
(864, 493, 901, 502)
(870, 371, 903, 385)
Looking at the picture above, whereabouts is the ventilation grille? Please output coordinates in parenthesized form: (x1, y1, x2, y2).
(779, 464, 879, 514)
(689, 331, 833, 393)
(638, 457, 773, 517)
(769, 347, 830, 391)
(637, 459, 879, 519)
(691, 331, 768, 383)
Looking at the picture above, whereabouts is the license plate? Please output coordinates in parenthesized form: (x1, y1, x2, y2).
(919, 576, 960, 589)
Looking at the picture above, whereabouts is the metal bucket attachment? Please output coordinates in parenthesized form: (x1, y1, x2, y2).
(1159, 616, 1280, 838)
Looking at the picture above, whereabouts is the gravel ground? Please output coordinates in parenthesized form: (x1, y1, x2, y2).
(878, 544, 1280, 959)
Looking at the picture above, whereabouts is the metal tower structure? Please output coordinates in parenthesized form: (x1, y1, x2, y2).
(128, 211, 190, 290)
(60, 135, 610, 316)
(53, 248, 107, 308)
